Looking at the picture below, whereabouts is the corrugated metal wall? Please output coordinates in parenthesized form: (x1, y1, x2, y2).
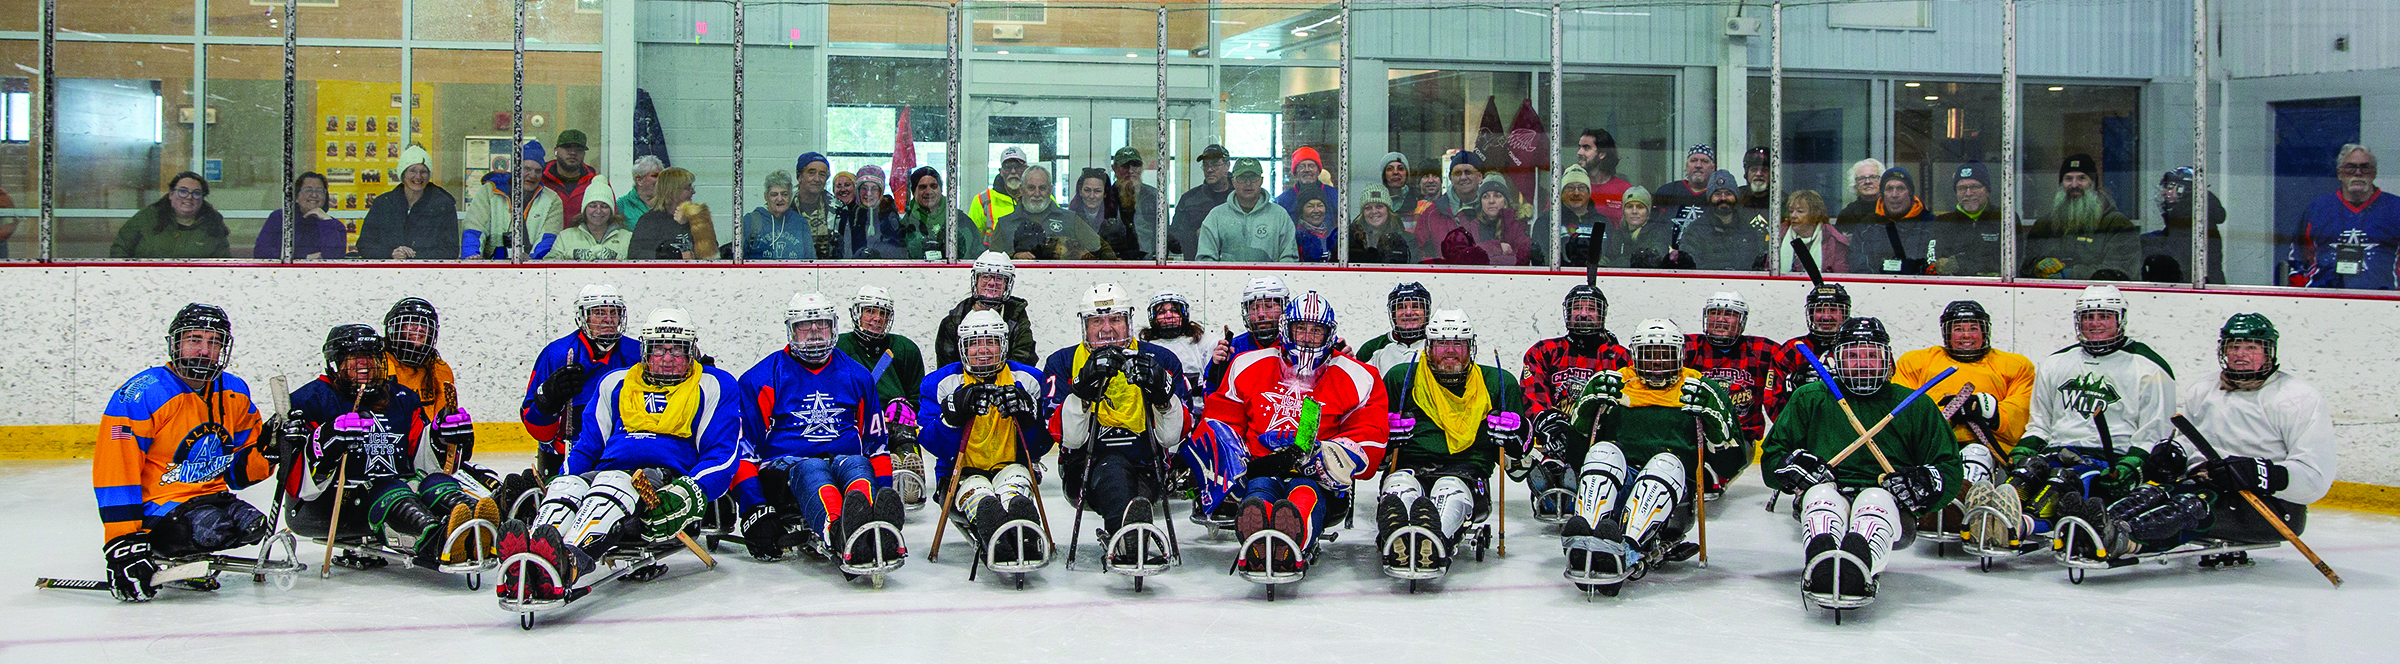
(2221, 0, 2400, 79)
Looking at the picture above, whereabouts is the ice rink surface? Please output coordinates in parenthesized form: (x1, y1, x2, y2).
(5, 454, 2395, 663)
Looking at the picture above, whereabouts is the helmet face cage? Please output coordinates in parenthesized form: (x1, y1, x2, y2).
(578, 303, 626, 342)
(166, 328, 232, 384)
(1148, 299, 1186, 329)
(2218, 338, 2278, 381)
(1563, 295, 1607, 334)
(2075, 309, 2125, 349)
(384, 311, 439, 366)
(642, 339, 697, 384)
(959, 334, 1007, 377)
(788, 319, 838, 362)
(1632, 343, 1682, 388)
(1701, 306, 1747, 341)
(1081, 309, 1133, 348)
(320, 325, 385, 383)
(1832, 341, 1895, 396)
(1388, 296, 1430, 331)
(1243, 297, 1287, 333)
(1278, 294, 1338, 373)
(850, 301, 893, 338)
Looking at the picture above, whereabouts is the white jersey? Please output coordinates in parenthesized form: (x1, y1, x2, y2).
(1145, 329, 1220, 388)
(1357, 333, 1428, 378)
(2023, 340, 2177, 453)
(2177, 371, 2339, 504)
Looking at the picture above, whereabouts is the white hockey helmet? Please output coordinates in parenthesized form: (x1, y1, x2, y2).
(639, 308, 700, 346)
(852, 285, 895, 320)
(576, 284, 626, 341)
(2074, 285, 2128, 316)
(784, 292, 840, 361)
(1079, 283, 1136, 347)
(971, 251, 1016, 298)
(1150, 288, 1188, 313)
(955, 309, 1012, 376)
(1424, 309, 1475, 343)
(1241, 276, 1291, 305)
(1699, 291, 1749, 343)
(1629, 318, 1684, 387)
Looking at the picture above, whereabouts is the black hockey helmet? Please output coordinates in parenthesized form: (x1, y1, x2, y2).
(1387, 282, 1432, 311)
(1940, 300, 1992, 363)
(321, 324, 385, 382)
(383, 297, 440, 366)
(1803, 283, 1852, 335)
(1836, 316, 1891, 346)
(1563, 284, 1608, 334)
(1831, 317, 1894, 396)
(165, 303, 234, 383)
(1805, 283, 1852, 308)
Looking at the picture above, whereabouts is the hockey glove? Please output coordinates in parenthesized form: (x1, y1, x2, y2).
(883, 400, 920, 452)
(104, 532, 159, 603)
(738, 504, 790, 561)
(534, 362, 588, 415)
(434, 408, 476, 463)
(1679, 380, 1738, 450)
(1879, 464, 1945, 515)
(1308, 438, 1367, 487)
(1386, 412, 1417, 438)
(1486, 411, 1527, 456)
(994, 386, 1040, 420)
(317, 412, 374, 478)
(940, 384, 993, 428)
(1574, 371, 1626, 423)
(2144, 441, 2190, 485)
(2202, 456, 2289, 495)
(1773, 449, 1836, 493)
(1125, 355, 1174, 405)
(1073, 349, 1124, 401)
(1531, 410, 1574, 457)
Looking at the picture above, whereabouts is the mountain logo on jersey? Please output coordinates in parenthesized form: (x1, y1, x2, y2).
(116, 373, 161, 404)
(2057, 372, 2123, 416)
(159, 422, 236, 485)
(786, 391, 850, 443)
(644, 391, 671, 414)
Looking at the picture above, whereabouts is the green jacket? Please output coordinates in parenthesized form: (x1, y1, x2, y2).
(616, 190, 650, 229)
(1760, 381, 1963, 510)
(1564, 368, 1738, 470)
(838, 331, 927, 406)
(111, 207, 231, 259)
(1380, 362, 1526, 472)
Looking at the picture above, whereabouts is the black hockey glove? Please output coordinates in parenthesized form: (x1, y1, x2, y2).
(1531, 410, 1574, 458)
(2202, 456, 2288, 495)
(739, 505, 790, 562)
(2144, 441, 2190, 485)
(104, 532, 158, 603)
(995, 386, 1040, 420)
(1879, 464, 1945, 515)
(433, 408, 477, 463)
(1125, 355, 1173, 405)
(1074, 348, 1127, 401)
(317, 412, 373, 478)
(534, 362, 588, 414)
(1773, 449, 1836, 493)
(940, 384, 994, 428)
(1939, 392, 2001, 432)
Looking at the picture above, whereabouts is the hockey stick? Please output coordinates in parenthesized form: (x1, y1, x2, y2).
(441, 380, 463, 474)
(1492, 350, 1509, 559)
(1791, 237, 1827, 288)
(926, 436, 969, 563)
(1017, 414, 1056, 555)
(1823, 368, 1953, 470)
(1372, 350, 1421, 521)
(257, 375, 293, 584)
(1063, 394, 1100, 571)
(1693, 415, 1708, 568)
(2169, 415, 2341, 588)
(319, 385, 369, 579)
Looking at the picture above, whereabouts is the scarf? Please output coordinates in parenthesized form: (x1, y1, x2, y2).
(1071, 342, 1149, 433)
(959, 367, 1023, 471)
(1411, 359, 1490, 454)
(618, 364, 702, 439)
(1622, 366, 1701, 408)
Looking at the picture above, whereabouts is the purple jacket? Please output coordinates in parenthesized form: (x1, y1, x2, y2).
(251, 209, 350, 260)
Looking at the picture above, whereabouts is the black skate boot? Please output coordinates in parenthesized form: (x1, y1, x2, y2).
(872, 485, 907, 560)
(1235, 497, 1271, 572)
(968, 495, 1009, 563)
(1802, 532, 1841, 595)
(1006, 493, 1044, 562)
(1835, 533, 1876, 599)
(838, 488, 876, 564)
(1270, 499, 1307, 573)
(1410, 495, 1444, 569)
(1376, 493, 1411, 568)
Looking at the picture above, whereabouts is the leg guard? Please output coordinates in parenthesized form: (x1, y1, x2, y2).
(1960, 443, 1997, 487)
(1086, 451, 1138, 533)
(533, 474, 591, 532)
(564, 470, 638, 551)
(1623, 452, 1689, 547)
(792, 457, 839, 539)
(1182, 421, 1250, 518)
(1575, 442, 1629, 526)
(147, 492, 271, 558)
(1848, 487, 1902, 576)
(993, 464, 1036, 505)
(1428, 475, 1476, 541)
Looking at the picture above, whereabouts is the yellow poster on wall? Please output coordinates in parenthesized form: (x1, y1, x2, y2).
(311, 80, 438, 254)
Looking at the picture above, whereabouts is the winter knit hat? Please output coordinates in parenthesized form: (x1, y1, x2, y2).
(1561, 166, 1592, 190)
(1954, 161, 1991, 189)
(855, 164, 887, 189)
(1476, 176, 1512, 200)
(2060, 153, 2099, 182)
(1290, 146, 1322, 171)
(521, 139, 547, 165)
(1451, 150, 1484, 171)
(397, 144, 432, 174)
(1622, 185, 1652, 209)
(1382, 151, 1409, 172)
(1359, 187, 1392, 211)
(1706, 169, 1740, 196)
(581, 176, 617, 213)
(796, 152, 830, 175)
(1881, 166, 1915, 194)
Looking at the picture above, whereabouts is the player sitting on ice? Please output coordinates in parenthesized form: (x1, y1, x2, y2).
(1204, 276, 1292, 390)
(2079, 314, 2336, 567)
(518, 285, 640, 480)
(1520, 284, 1629, 522)
(1774, 283, 1852, 391)
(93, 304, 275, 602)
(1682, 291, 1782, 498)
(1376, 310, 1522, 575)
(1044, 284, 1188, 570)
(1204, 291, 1387, 575)
(1991, 285, 2177, 553)
(495, 309, 737, 601)
(285, 324, 496, 571)
(1760, 318, 1961, 607)
(1894, 300, 2033, 545)
(1354, 282, 1433, 376)
(732, 293, 904, 570)
(837, 286, 932, 508)
(1555, 319, 1736, 593)
(921, 310, 1055, 568)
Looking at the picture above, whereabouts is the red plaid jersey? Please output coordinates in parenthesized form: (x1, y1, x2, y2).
(1683, 334, 1784, 440)
(1775, 335, 1833, 396)
(1520, 334, 1631, 417)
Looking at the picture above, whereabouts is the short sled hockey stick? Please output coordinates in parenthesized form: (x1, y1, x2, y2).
(1794, 343, 1891, 471)
(2170, 415, 2341, 588)
(320, 385, 370, 579)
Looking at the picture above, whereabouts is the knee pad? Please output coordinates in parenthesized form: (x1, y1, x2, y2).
(1383, 469, 1425, 503)
(994, 464, 1035, 500)
(1575, 443, 1629, 525)
(956, 474, 997, 507)
(1961, 444, 1997, 486)
(567, 471, 639, 548)
(1800, 482, 1851, 540)
(1624, 458, 1688, 544)
(1429, 476, 1475, 538)
(535, 474, 592, 530)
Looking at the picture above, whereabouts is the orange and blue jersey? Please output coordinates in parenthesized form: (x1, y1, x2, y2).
(384, 354, 458, 426)
(94, 367, 269, 541)
(519, 332, 642, 443)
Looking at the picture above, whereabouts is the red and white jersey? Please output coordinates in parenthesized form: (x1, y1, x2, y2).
(1204, 348, 1390, 478)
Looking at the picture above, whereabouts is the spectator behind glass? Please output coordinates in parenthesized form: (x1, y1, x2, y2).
(252, 171, 350, 259)
(1195, 157, 1298, 262)
(111, 171, 230, 259)
(1292, 189, 1338, 263)
(1777, 189, 1851, 274)
(1533, 165, 1607, 267)
(2022, 153, 2138, 280)
(2141, 167, 2226, 284)
(1674, 169, 1767, 271)
(902, 166, 976, 259)
(1931, 161, 2004, 277)
(835, 164, 906, 259)
(2285, 144, 2400, 289)
(630, 167, 698, 259)
(1575, 128, 1632, 224)
(794, 153, 839, 258)
(463, 140, 562, 259)
(618, 154, 665, 227)
(1108, 147, 1161, 259)
(993, 165, 1112, 260)
(1377, 152, 1420, 226)
(833, 171, 857, 206)
(743, 169, 814, 260)
(1834, 158, 1886, 227)
(549, 176, 633, 260)
(1273, 146, 1339, 223)
(355, 145, 459, 260)
(1070, 166, 1138, 260)
(1652, 144, 1716, 231)
(1168, 144, 1232, 260)
(1348, 187, 1415, 264)
(1601, 185, 1672, 268)
(1851, 167, 1935, 275)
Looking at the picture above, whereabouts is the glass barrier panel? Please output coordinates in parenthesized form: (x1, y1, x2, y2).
(55, 41, 196, 259)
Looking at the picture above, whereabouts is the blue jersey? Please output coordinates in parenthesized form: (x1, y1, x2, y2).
(917, 361, 1050, 478)
(1041, 342, 1188, 466)
(289, 377, 431, 499)
(738, 350, 886, 460)
(519, 332, 642, 442)
(571, 365, 744, 500)
(2287, 189, 2400, 290)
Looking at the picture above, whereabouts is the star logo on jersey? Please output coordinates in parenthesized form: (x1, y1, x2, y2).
(786, 391, 849, 443)
(159, 422, 236, 485)
(360, 428, 406, 478)
(1259, 388, 1309, 434)
(2058, 372, 2123, 416)
(2336, 228, 2376, 249)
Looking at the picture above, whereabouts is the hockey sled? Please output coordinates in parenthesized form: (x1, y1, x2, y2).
(1090, 520, 1177, 592)
(498, 528, 716, 630)
(2050, 515, 2282, 584)
(696, 498, 906, 588)
(1800, 545, 1876, 624)
(891, 448, 935, 513)
(966, 518, 1052, 589)
(1529, 487, 1578, 525)
(1230, 529, 1333, 601)
(36, 530, 307, 595)
(1382, 515, 1493, 593)
(313, 520, 503, 590)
